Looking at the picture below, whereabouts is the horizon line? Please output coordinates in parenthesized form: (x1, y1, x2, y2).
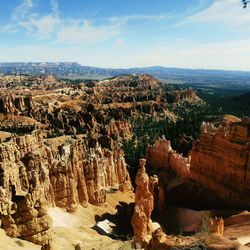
(0, 61, 250, 73)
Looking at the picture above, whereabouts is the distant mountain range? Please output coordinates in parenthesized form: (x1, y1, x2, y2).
(0, 62, 250, 87)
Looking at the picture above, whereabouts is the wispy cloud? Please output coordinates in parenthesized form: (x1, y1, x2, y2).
(3, 0, 34, 32)
(2, 0, 59, 39)
(21, 14, 60, 39)
(109, 14, 170, 25)
(56, 20, 120, 45)
(50, 0, 59, 16)
(173, 0, 250, 31)
(1, 0, 170, 45)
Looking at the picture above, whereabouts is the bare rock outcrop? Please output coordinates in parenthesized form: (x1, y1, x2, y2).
(146, 136, 191, 179)
(0, 131, 132, 244)
(0, 194, 52, 245)
(0, 131, 132, 208)
(131, 159, 154, 246)
(106, 120, 132, 139)
(0, 73, 203, 246)
(190, 117, 250, 207)
(0, 95, 35, 116)
(146, 116, 250, 209)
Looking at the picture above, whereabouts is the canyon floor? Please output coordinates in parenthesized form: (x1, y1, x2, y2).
(0, 191, 134, 250)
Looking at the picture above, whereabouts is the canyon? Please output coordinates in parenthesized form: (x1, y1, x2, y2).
(0, 74, 249, 249)
(146, 115, 250, 209)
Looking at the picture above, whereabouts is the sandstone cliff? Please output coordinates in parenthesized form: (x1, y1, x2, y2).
(146, 136, 190, 179)
(146, 116, 250, 208)
(0, 131, 132, 244)
(0, 95, 35, 116)
(190, 117, 250, 208)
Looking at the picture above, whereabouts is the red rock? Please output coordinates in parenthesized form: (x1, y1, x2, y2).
(146, 136, 190, 179)
(190, 116, 250, 207)
(131, 159, 154, 246)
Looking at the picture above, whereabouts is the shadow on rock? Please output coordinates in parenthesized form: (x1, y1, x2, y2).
(92, 201, 135, 240)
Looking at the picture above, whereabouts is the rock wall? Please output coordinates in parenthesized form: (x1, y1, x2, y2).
(106, 120, 132, 139)
(146, 136, 191, 178)
(190, 118, 250, 207)
(0, 95, 35, 116)
(0, 131, 132, 243)
(146, 117, 250, 208)
(0, 194, 52, 245)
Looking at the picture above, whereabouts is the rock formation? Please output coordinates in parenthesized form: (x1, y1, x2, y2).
(146, 116, 250, 208)
(210, 217, 224, 236)
(0, 131, 132, 208)
(0, 95, 35, 116)
(131, 159, 154, 246)
(0, 194, 52, 245)
(0, 131, 132, 244)
(0, 73, 202, 246)
(190, 117, 250, 208)
(146, 136, 191, 179)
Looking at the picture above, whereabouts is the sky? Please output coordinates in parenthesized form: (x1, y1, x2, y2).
(0, 0, 250, 70)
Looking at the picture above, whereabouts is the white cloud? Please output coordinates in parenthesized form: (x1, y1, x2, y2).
(11, 0, 33, 19)
(2, 0, 59, 39)
(21, 14, 60, 39)
(174, 0, 250, 31)
(3, 0, 33, 32)
(1, 0, 170, 44)
(109, 14, 170, 25)
(55, 13, 170, 45)
(56, 20, 120, 45)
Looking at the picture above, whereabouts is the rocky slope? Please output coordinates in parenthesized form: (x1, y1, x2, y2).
(0, 73, 202, 247)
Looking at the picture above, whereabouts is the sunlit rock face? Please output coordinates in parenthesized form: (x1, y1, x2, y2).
(131, 159, 154, 246)
(0, 194, 52, 245)
(0, 131, 132, 244)
(146, 136, 191, 179)
(146, 115, 250, 209)
(0, 95, 35, 116)
(190, 116, 250, 208)
(0, 73, 203, 246)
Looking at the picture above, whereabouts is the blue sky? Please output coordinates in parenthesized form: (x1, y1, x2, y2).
(0, 0, 250, 70)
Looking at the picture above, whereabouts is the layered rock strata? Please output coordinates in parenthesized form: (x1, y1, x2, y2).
(190, 118, 250, 207)
(146, 116, 250, 208)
